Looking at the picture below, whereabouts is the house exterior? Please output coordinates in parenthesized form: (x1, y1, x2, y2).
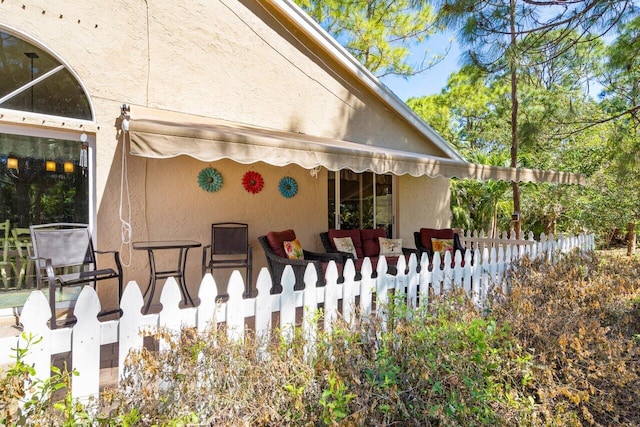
(0, 0, 582, 313)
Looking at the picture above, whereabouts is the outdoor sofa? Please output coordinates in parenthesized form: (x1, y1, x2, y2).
(320, 228, 418, 277)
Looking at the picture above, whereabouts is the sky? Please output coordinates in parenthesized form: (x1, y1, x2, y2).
(379, 33, 463, 101)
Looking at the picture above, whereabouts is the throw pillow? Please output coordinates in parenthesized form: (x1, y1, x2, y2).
(431, 238, 454, 256)
(283, 239, 304, 260)
(333, 236, 358, 258)
(379, 237, 403, 256)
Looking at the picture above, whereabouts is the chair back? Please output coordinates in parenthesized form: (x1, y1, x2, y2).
(11, 227, 32, 258)
(211, 223, 249, 258)
(0, 220, 10, 261)
(30, 223, 95, 271)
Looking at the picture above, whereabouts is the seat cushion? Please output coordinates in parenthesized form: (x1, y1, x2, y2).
(419, 228, 455, 252)
(328, 229, 363, 258)
(266, 229, 297, 258)
(361, 228, 387, 258)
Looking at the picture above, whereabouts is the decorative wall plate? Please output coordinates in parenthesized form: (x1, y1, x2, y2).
(278, 176, 298, 198)
(242, 170, 264, 194)
(198, 167, 223, 192)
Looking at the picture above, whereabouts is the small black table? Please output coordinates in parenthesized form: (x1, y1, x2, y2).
(133, 240, 202, 313)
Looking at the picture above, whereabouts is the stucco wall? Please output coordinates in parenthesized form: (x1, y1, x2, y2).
(1, 0, 454, 307)
(397, 175, 452, 250)
(116, 155, 328, 304)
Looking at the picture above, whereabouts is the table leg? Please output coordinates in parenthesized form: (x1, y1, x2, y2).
(143, 249, 157, 314)
(178, 247, 195, 306)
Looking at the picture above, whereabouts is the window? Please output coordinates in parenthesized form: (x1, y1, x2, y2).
(0, 29, 93, 308)
(0, 30, 92, 119)
(328, 171, 394, 236)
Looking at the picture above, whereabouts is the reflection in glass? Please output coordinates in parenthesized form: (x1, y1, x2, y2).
(0, 133, 88, 301)
(0, 31, 92, 119)
(328, 170, 393, 236)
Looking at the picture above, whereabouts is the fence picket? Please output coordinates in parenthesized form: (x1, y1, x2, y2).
(196, 274, 218, 331)
(20, 291, 52, 384)
(72, 287, 102, 401)
(359, 258, 374, 318)
(254, 269, 273, 352)
(280, 266, 297, 343)
(226, 271, 245, 343)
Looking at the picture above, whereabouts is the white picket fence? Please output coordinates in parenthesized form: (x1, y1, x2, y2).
(458, 229, 538, 253)
(0, 233, 594, 403)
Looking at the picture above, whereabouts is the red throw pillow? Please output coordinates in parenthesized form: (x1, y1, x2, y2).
(266, 229, 297, 258)
(419, 228, 454, 252)
(361, 228, 387, 257)
(328, 229, 363, 258)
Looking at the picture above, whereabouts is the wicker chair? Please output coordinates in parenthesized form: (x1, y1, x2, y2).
(258, 230, 343, 293)
(413, 228, 467, 266)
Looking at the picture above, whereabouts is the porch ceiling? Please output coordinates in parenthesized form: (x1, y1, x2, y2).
(124, 106, 585, 185)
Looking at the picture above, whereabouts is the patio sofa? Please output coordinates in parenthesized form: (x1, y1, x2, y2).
(258, 230, 344, 293)
(320, 228, 417, 277)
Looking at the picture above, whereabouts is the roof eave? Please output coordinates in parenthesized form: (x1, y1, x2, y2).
(266, 0, 467, 163)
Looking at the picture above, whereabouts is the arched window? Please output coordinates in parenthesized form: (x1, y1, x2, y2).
(0, 29, 93, 302)
(0, 30, 92, 119)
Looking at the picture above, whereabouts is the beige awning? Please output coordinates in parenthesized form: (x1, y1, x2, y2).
(125, 107, 585, 185)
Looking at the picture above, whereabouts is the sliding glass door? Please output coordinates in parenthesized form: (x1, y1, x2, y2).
(328, 170, 394, 236)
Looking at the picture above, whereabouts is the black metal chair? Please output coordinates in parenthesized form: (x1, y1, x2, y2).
(30, 223, 123, 328)
(202, 222, 253, 296)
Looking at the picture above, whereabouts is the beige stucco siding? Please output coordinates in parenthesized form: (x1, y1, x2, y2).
(396, 175, 451, 250)
(117, 156, 329, 302)
(0, 0, 447, 155)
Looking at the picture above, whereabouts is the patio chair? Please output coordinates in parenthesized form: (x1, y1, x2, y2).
(0, 220, 12, 288)
(413, 228, 467, 266)
(30, 223, 123, 328)
(202, 222, 253, 296)
(258, 229, 344, 293)
(11, 227, 34, 288)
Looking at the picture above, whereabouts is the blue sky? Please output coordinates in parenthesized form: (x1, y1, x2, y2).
(380, 33, 463, 101)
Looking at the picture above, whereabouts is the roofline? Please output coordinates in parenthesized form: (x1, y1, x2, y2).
(267, 0, 467, 163)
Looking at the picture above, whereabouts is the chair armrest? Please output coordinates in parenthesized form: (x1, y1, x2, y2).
(95, 249, 123, 274)
(335, 250, 355, 260)
(303, 250, 343, 263)
(95, 249, 123, 303)
(402, 247, 419, 256)
(43, 257, 56, 289)
(263, 248, 324, 290)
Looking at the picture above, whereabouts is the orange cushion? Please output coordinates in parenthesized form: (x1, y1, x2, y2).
(266, 229, 297, 258)
(431, 238, 454, 256)
(328, 229, 363, 258)
(419, 228, 454, 252)
(361, 228, 386, 257)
